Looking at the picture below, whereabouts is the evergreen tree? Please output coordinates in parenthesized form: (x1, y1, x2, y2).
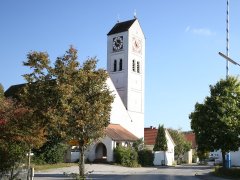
(153, 124, 167, 151)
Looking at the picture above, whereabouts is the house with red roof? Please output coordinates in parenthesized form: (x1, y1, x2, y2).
(144, 126, 175, 166)
(184, 131, 197, 150)
(183, 131, 197, 163)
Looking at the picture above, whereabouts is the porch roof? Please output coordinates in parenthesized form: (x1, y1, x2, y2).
(106, 124, 138, 142)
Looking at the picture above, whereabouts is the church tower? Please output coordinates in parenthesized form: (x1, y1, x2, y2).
(107, 18, 145, 138)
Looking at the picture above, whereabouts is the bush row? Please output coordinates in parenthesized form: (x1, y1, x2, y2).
(114, 146, 154, 167)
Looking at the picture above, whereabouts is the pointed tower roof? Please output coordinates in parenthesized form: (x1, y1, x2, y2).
(107, 19, 136, 35)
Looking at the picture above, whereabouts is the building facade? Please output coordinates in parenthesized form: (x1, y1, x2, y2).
(107, 18, 145, 138)
(67, 18, 145, 162)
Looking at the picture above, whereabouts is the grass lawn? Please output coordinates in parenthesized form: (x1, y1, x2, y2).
(33, 163, 78, 171)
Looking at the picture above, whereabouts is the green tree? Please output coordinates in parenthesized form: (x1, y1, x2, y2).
(32, 135, 67, 164)
(0, 142, 27, 179)
(168, 129, 191, 164)
(23, 46, 114, 178)
(0, 83, 4, 98)
(153, 124, 167, 151)
(0, 96, 45, 179)
(190, 76, 240, 168)
(133, 138, 144, 151)
(197, 149, 209, 162)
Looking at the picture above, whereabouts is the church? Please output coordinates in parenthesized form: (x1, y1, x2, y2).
(5, 17, 146, 163)
(67, 18, 145, 162)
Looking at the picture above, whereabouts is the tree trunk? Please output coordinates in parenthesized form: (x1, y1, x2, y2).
(222, 151, 226, 168)
(27, 148, 31, 180)
(164, 151, 166, 166)
(10, 167, 14, 180)
(79, 144, 85, 179)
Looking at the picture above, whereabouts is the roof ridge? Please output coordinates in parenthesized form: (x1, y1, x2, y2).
(107, 19, 136, 35)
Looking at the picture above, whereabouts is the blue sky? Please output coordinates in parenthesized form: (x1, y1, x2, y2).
(1, 0, 240, 131)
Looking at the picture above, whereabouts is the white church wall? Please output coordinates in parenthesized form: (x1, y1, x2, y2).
(106, 19, 145, 138)
(86, 136, 114, 162)
(106, 78, 143, 138)
(128, 111, 144, 138)
(128, 91, 142, 112)
(69, 18, 146, 163)
(103, 136, 115, 162)
(130, 74, 142, 91)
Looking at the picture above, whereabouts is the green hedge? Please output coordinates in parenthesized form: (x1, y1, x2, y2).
(114, 146, 138, 167)
(138, 149, 154, 167)
(33, 143, 67, 164)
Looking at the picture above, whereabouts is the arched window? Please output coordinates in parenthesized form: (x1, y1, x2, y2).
(113, 60, 117, 72)
(119, 59, 123, 71)
(137, 61, 140, 73)
(132, 60, 135, 72)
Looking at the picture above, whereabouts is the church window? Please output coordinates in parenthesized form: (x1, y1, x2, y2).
(119, 59, 123, 71)
(113, 60, 117, 72)
(137, 61, 140, 73)
(132, 60, 135, 72)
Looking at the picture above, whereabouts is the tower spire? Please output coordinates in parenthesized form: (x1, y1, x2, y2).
(134, 9, 137, 19)
(117, 14, 120, 23)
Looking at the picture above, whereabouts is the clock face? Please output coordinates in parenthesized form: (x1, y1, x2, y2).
(132, 37, 142, 54)
(113, 36, 123, 51)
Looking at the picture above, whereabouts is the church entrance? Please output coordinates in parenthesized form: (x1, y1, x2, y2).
(95, 143, 107, 163)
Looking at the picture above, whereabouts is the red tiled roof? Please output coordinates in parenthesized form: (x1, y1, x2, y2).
(144, 127, 158, 145)
(184, 132, 196, 149)
(105, 124, 138, 141)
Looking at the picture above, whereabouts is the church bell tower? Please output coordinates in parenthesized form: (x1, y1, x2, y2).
(107, 18, 145, 138)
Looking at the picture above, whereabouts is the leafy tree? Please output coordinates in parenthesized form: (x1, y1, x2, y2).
(197, 149, 209, 162)
(153, 124, 167, 151)
(0, 142, 27, 179)
(190, 76, 240, 168)
(33, 135, 67, 164)
(133, 138, 144, 151)
(168, 129, 191, 164)
(23, 46, 114, 178)
(0, 96, 45, 179)
(0, 83, 4, 98)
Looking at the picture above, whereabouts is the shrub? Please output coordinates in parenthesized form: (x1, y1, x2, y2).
(44, 143, 67, 164)
(114, 146, 138, 167)
(214, 167, 240, 179)
(0, 142, 27, 178)
(138, 149, 154, 167)
(33, 143, 68, 164)
(192, 152, 198, 163)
